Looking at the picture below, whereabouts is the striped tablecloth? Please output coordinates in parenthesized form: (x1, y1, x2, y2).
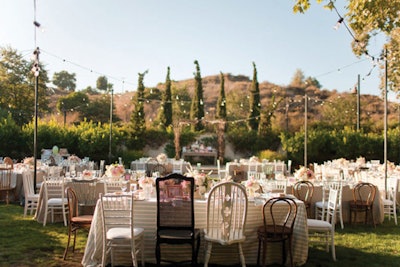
(81, 197, 308, 266)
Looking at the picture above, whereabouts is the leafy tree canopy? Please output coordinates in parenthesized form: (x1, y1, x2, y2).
(52, 70, 76, 91)
(96, 75, 108, 91)
(293, 0, 400, 94)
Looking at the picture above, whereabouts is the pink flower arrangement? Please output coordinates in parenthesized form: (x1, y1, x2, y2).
(295, 166, 315, 181)
(105, 164, 125, 177)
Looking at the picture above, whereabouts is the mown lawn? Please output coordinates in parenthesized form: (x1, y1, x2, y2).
(1, 203, 399, 267)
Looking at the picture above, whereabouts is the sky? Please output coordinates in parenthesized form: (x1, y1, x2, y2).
(0, 0, 391, 99)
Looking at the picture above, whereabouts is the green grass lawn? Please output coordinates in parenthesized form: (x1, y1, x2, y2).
(1, 203, 400, 267)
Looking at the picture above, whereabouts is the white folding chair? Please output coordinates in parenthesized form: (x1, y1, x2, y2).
(383, 177, 398, 225)
(22, 170, 39, 216)
(217, 159, 227, 179)
(42, 177, 69, 226)
(308, 188, 338, 261)
(315, 180, 344, 229)
(100, 193, 145, 267)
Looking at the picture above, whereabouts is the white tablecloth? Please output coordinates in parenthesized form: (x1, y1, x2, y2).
(82, 197, 308, 266)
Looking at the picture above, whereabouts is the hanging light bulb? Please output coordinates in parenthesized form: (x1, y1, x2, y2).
(333, 17, 344, 30)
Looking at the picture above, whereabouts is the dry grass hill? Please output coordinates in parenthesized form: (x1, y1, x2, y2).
(46, 74, 398, 130)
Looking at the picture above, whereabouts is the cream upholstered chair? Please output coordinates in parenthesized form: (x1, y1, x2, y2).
(315, 180, 344, 229)
(100, 193, 145, 267)
(307, 188, 338, 261)
(382, 177, 397, 225)
(203, 181, 248, 267)
(42, 177, 69, 226)
(22, 170, 39, 216)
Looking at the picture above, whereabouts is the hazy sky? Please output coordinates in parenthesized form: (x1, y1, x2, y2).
(1, 0, 389, 97)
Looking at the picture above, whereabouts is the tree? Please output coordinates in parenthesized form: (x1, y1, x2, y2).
(293, 0, 400, 94)
(131, 71, 147, 133)
(190, 60, 205, 131)
(56, 91, 88, 124)
(247, 62, 261, 131)
(0, 46, 49, 125)
(290, 69, 305, 88)
(157, 67, 173, 129)
(96, 76, 108, 91)
(52, 70, 76, 91)
(216, 72, 227, 120)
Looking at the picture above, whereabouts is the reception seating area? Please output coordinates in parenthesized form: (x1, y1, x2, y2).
(1, 155, 399, 266)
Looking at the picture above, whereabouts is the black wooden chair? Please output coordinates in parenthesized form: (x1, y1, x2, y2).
(155, 173, 201, 266)
(257, 197, 298, 267)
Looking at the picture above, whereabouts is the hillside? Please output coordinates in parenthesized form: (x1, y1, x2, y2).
(45, 74, 397, 130)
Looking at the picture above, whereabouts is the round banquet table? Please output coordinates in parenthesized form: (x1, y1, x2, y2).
(81, 196, 309, 267)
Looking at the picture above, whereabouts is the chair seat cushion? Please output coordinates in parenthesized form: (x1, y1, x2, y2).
(158, 229, 200, 240)
(107, 227, 144, 239)
(307, 219, 332, 231)
(383, 199, 394, 206)
(204, 228, 246, 245)
(315, 201, 327, 208)
(48, 198, 67, 205)
(71, 215, 93, 224)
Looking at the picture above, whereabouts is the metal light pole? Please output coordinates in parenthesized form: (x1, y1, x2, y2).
(357, 74, 360, 131)
(108, 88, 114, 163)
(304, 93, 308, 168)
(384, 49, 388, 194)
(32, 47, 40, 192)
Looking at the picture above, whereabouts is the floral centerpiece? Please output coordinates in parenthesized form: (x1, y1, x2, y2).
(156, 153, 168, 164)
(82, 169, 94, 179)
(138, 176, 155, 189)
(185, 165, 213, 197)
(356, 156, 366, 167)
(23, 157, 35, 166)
(105, 164, 125, 179)
(241, 176, 261, 198)
(68, 155, 81, 164)
(138, 176, 155, 199)
(294, 166, 315, 181)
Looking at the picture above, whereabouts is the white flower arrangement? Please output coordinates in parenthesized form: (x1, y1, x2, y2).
(138, 176, 155, 189)
(185, 165, 213, 195)
(156, 153, 168, 164)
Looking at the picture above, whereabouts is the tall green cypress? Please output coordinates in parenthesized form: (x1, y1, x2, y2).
(157, 67, 173, 129)
(131, 71, 147, 133)
(190, 60, 205, 131)
(247, 62, 261, 131)
(216, 72, 227, 120)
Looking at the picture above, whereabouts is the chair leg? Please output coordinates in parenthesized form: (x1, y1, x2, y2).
(63, 225, 72, 260)
(141, 236, 145, 267)
(331, 230, 336, 261)
(288, 238, 294, 267)
(203, 242, 212, 267)
(338, 207, 344, 229)
(155, 239, 161, 266)
(257, 239, 261, 266)
(237, 243, 245, 267)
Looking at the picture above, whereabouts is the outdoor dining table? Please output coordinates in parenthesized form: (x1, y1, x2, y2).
(81, 194, 309, 267)
(286, 182, 384, 224)
(34, 179, 106, 223)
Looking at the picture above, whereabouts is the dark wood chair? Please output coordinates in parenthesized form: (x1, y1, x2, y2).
(349, 182, 376, 227)
(155, 173, 200, 266)
(257, 197, 298, 267)
(63, 187, 93, 260)
(292, 180, 314, 217)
